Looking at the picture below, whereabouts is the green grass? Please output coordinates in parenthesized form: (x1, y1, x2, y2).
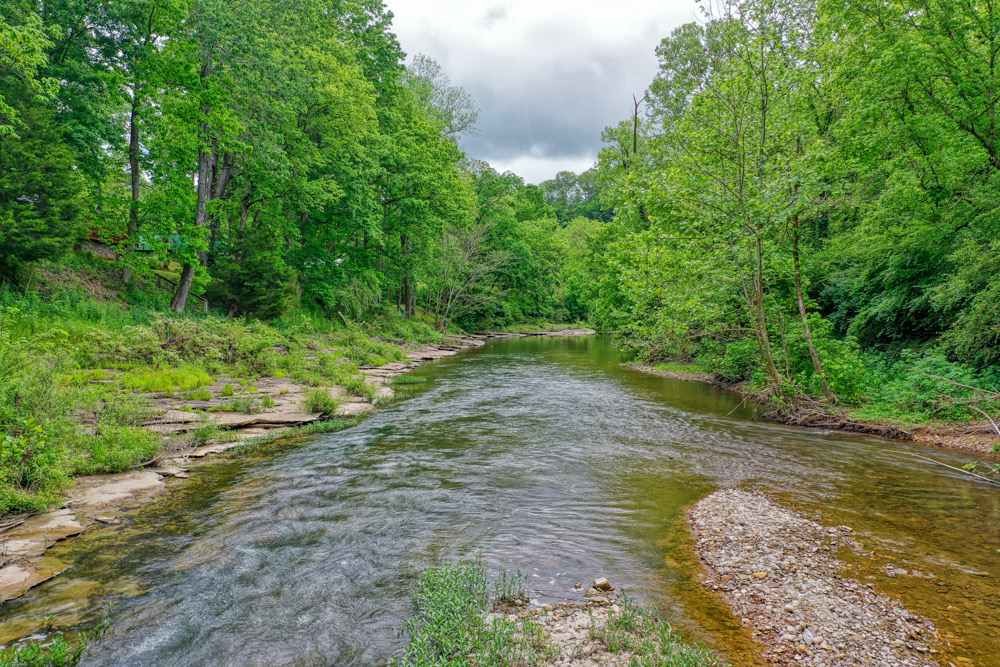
(652, 360, 709, 376)
(592, 597, 722, 666)
(0, 281, 423, 516)
(184, 387, 213, 401)
(304, 388, 340, 415)
(0, 634, 86, 667)
(71, 426, 161, 475)
(122, 365, 213, 393)
(395, 562, 553, 667)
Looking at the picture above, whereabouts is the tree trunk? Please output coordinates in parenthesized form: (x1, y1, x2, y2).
(171, 136, 214, 313)
(400, 233, 415, 318)
(750, 233, 783, 390)
(792, 219, 835, 402)
(124, 91, 142, 284)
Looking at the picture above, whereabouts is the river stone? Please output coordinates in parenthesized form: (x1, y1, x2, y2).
(593, 577, 614, 591)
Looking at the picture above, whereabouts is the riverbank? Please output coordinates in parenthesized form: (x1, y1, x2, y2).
(689, 490, 939, 667)
(0, 329, 594, 607)
(396, 562, 721, 666)
(629, 363, 1000, 457)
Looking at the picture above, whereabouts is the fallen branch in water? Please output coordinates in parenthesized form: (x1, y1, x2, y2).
(901, 453, 1000, 487)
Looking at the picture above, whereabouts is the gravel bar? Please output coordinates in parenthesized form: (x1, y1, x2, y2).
(689, 490, 939, 666)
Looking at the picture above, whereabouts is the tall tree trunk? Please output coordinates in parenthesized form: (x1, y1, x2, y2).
(400, 233, 415, 318)
(792, 218, 835, 402)
(123, 90, 142, 283)
(208, 151, 233, 261)
(171, 136, 214, 313)
(750, 233, 783, 390)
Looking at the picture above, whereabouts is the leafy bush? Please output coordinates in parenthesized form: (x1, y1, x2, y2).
(72, 426, 160, 475)
(698, 338, 759, 383)
(0, 633, 86, 667)
(783, 316, 869, 404)
(857, 351, 996, 423)
(305, 389, 340, 415)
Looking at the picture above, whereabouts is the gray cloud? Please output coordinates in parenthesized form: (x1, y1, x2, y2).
(387, 1, 699, 182)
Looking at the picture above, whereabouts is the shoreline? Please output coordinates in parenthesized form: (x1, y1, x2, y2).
(0, 329, 594, 607)
(628, 363, 1000, 457)
(688, 490, 939, 667)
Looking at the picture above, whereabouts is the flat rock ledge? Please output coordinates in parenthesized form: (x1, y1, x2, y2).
(689, 490, 938, 666)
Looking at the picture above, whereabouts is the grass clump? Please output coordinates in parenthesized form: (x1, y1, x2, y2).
(72, 426, 160, 475)
(122, 365, 212, 394)
(184, 387, 213, 402)
(396, 562, 552, 667)
(0, 633, 86, 667)
(593, 597, 722, 667)
(305, 389, 340, 415)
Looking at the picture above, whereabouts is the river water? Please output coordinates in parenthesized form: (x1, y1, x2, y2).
(1, 337, 997, 665)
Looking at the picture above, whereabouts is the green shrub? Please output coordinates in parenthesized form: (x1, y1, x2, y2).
(0, 633, 85, 667)
(858, 351, 996, 423)
(698, 338, 759, 383)
(304, 389, 340, 415)
(72, 426, 160, 475)
(184, 387, 213, 401)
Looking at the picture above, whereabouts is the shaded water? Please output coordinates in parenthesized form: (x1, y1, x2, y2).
(1, 337, 997, 665)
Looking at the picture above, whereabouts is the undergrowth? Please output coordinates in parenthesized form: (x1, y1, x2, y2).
(395, 561, 553, 667)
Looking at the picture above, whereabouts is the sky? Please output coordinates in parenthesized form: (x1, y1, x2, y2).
(385, 1, 701, 183)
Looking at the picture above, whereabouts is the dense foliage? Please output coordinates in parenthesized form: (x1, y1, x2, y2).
(0, 0, 578, 328)
(563, 0, 999, 420)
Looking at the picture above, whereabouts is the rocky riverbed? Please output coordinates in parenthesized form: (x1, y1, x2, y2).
(689, 490, 939, 666)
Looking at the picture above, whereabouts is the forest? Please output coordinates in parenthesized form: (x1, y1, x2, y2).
(564, 0, 1000, 425)
(2, 0, 1000, 517)
(0, 0, 575, 328)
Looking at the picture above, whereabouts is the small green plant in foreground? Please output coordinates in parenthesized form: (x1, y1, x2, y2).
(305, 389, 340, 415)
(593, 596, 722, 667)
(396, 561, 551, 667)
(0, 633, 85, 667)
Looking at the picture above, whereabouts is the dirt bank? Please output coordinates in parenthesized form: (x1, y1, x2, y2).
(629, 363, 999, 457)
(0, 329, 594, 604)
(689, 490, 939, 667)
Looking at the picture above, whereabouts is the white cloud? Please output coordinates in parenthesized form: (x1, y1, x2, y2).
(490, 153, 598, 184)
(386, 0, 699, 182)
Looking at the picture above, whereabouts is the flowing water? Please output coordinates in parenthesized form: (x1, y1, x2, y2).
(1, 337, 997, 665)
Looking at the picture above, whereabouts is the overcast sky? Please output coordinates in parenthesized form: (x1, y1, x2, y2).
(386, 1, 701, 183)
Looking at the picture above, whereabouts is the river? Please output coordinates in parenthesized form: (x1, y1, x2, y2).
(1, 336, 997, 665)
